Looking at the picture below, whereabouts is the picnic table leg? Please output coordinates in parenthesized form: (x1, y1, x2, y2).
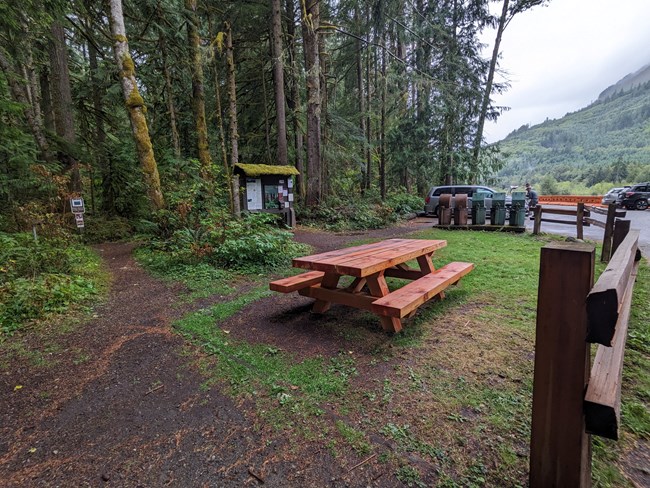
(366, 272, 403, 333)
(311, 272, 340, 313)
(417, 253, 435, 275)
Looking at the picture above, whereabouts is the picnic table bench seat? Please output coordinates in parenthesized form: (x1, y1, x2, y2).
(270, 271, 325, 293)
(371, 261, 474, 318)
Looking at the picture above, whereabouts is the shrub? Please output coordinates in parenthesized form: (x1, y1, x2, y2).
(81, 216, 133, 243)
(0, 232, 100, 335)
(138, 212, 309, 276)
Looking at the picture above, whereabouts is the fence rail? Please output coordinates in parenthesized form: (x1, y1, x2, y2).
(529, 227, 641, 487)
(532, 204, 627, 262)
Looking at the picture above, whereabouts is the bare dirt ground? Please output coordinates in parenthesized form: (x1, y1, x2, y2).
(0, 219, 433, 488)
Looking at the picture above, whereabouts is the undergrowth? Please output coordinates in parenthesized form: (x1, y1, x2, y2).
(0, 232, 106, 335)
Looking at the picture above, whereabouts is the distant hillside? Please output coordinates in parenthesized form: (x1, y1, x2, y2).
(496, 69, 650, 188)
(599, 64, 650, 100)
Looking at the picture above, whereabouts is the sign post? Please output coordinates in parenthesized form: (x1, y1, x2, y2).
(70, 198, 86, 234)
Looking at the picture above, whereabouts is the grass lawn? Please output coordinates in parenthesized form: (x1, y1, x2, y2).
(175, 229, 649, 487)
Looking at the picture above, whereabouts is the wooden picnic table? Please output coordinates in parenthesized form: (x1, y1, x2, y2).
(270, 238, 473, 333)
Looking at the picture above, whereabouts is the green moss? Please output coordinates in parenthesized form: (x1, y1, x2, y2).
(121, 54, 135, 77)
(234, 163, 300, 177)
(126, 88, 144, 109)
(113, 34, 128, 43)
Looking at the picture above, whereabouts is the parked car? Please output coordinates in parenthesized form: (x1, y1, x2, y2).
(617, 182, 650, 210)
(601, 186, 630, 205)
(423, 185, 514, 217)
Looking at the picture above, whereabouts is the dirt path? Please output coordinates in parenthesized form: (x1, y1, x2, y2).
(0, 244, 297, 487)
(0, 220, 435, 487)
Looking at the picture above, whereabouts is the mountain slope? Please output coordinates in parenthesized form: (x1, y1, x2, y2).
(599, 63, 650, 100)
(496, 72, 650, 187)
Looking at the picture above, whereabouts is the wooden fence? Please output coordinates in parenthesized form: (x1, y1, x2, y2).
(532, 203, 627, 261)
(529, 228, 641, 487)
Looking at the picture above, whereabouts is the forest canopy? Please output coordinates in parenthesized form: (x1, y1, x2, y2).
(0, 0, 551, 231)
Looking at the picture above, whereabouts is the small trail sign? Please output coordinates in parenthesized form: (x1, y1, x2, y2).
(70, 198, 85, 214)
(74, 213, 85, 228)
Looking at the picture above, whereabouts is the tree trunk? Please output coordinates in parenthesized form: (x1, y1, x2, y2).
(262, 60, 273, 164)
(285, 0, 304, 198)
(0, 50, 54, 165)
(380, 33, 386, 200)
(49, 21, 81, 193)
(39, 68, 55, 133)
(270, 0, 288, 165)
(185, 0, 212, 180)
(365, 9, 372, 190)
(88, 37, 113, 214)
(161, 41, 181, 159)
(225, 22, 239, 166)
(108, 0, 164, 210)
(355, 6, 366, 190)
(301, 0, 321, 207)
(471, 0, 509, 181)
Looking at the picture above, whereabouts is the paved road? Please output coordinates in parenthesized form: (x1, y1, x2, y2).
(524, 206, 649, 257)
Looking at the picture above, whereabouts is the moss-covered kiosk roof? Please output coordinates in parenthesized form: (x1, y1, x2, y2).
(233, 163, 300, 177)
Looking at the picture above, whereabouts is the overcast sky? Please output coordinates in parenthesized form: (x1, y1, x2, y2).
(482, 0, 650, 143)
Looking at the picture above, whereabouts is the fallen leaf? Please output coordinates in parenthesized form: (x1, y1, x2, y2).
(14, 385, 23, 391)
(28, 448, 36, 454)
(224, 330, 230, 334)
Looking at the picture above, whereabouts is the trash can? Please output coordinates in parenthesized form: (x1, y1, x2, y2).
(491, 193, 506, 226)
(439, 194, 452, 225)
(508, 191, 526, 227)
(472, 192, 486, 225)
(453, 194, 468, 225)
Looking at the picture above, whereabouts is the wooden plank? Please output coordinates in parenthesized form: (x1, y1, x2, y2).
(584, 261, 638, 440)
(292, 239, 409, 267)
(586, 230, 639, 345)
(585, 205, 608, 215)
(601, 204, 617, 262)
(269, 271, 325, 293)
(583, 217, 606, 229)
(384, 267, 424, 280)
(541, 207, 579, 216)
(540, 217, 578, 225)
(293, 239, 446, 276)
(298, 285, 377, 311)
(366, 273, 402, 333)
(576, 203, 584, 240)
(371, 262, 474, 318)
(333, 241, 447, 277)
(533, 206, 542, 235)
(311, 272, 340, 313)
(611, 219, 630, 256)
(529, 242, 594, 488)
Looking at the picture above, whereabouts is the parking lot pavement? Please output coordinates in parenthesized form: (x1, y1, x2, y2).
(524, 206, 649, 258)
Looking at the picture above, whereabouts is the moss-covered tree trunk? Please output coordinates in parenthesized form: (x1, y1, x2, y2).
(108, 0, 164, 210)
(271, 0, 288, 165)
(301, 0, 322, 207)
(185, 0, 212, 180)
(225, 22, 239, 166)
(49, 21, 82, 193)
(285, 0, 304, 199)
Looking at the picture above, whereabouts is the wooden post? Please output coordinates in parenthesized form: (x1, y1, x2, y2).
(611, 219, 630, 256)
(533, 205, 542, 234)
(232, 174, 241, 218)
(601, 204, 616, 262)
(530, 242, 594, 488)
(576, 202, 584, 239)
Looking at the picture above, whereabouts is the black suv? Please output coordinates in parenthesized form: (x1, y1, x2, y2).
(617, 182, 649, 210)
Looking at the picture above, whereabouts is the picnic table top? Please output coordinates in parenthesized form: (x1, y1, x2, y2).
(292, 238, 447, 278)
